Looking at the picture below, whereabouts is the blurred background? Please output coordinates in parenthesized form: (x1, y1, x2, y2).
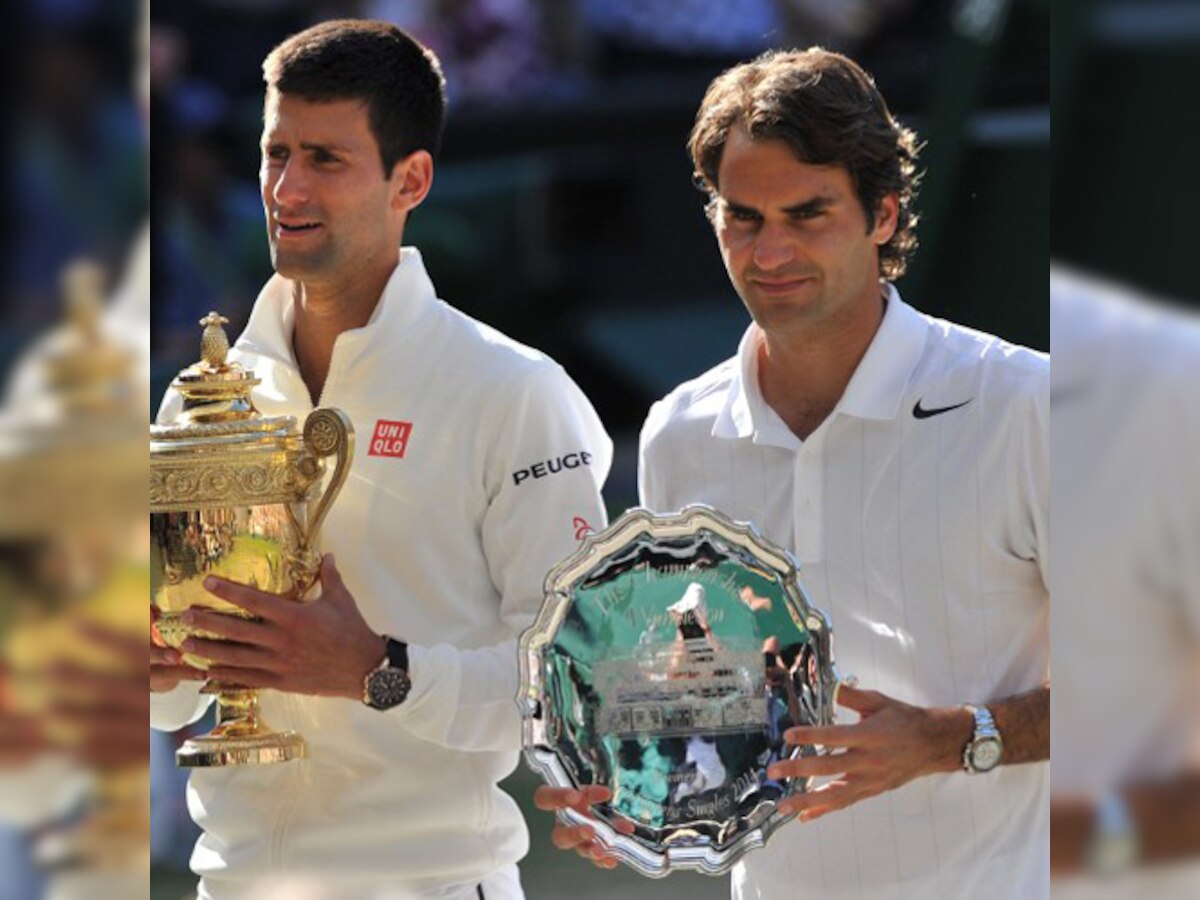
(1050, 2, 1200, 899)
(1, 3, 149, 900)
(0, 0, 1059, 898)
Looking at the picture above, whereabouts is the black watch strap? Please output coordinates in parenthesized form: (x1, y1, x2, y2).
(384, 636, 409, 672)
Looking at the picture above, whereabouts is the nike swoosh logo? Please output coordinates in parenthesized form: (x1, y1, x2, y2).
(912, 398, 973, 419)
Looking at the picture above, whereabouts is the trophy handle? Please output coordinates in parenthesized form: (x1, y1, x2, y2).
(293, 408, 354, 589)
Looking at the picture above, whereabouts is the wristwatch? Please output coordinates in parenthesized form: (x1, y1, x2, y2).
(962, 704, 1004, 773)
(362, 635, 411, 711)
(1085, 789, 1140, 877)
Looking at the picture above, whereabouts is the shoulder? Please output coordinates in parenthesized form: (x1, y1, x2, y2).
(641, 356, 739, 448)
(919, 314, 1048, 403)
(432, 302, 563, 387)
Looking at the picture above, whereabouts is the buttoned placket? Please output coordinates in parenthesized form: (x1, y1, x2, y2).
(792, 425, 826, 566)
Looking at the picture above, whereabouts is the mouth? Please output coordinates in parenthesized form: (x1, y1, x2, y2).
(274, 220, 323, 238)
(751, 276, 815, 296)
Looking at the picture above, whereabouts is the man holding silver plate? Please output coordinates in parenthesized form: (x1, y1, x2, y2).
(149, 20, 611, 900)
(540, 48, 1048, 899)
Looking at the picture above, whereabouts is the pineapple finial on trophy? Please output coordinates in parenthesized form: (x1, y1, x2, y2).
(168, 311, 259, 424)
(199, 311, 231, 368)
(63, 259, 106, 339)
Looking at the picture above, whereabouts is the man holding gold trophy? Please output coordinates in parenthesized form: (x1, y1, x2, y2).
(150, 20, 611, 900)
(543, 48, 1049, 898)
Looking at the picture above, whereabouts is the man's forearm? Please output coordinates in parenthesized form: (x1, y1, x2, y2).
(1128, 772, 1200, 864)
(1052, 769, 1200, 874)
(922, 683, 1050, 774)
(992, 684, 1050, 765)
(926, 681, 1051, 777)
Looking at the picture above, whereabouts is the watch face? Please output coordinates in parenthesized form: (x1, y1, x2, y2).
(971, 738, 1003, 772)
(367, 668, 411, 709)
(1089, 833, 1139, 877)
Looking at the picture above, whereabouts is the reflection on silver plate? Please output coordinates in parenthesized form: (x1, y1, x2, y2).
(519, 505, 839, 877)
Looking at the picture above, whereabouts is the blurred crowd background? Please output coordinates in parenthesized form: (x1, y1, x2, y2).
(3, 0, 1198, 899)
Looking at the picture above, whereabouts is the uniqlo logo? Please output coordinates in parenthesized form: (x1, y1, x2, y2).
(368, 420, 413, 458)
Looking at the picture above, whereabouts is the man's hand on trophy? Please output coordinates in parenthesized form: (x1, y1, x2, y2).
(181, 554, 384, 700)
(0, 664, 47, 766)
(150, 606, 204, 693)
(533, 784, 636, 870)
(769, 684, 973, 822)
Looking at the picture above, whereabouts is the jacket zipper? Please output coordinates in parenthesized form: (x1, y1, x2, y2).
(314, 335, 347, 410)
(266, 338, 344, 870)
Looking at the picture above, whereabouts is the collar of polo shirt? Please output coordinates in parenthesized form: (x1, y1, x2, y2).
(714, 284, 930, 446)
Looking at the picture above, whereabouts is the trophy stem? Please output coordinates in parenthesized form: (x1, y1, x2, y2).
(176, 687, 307, 767)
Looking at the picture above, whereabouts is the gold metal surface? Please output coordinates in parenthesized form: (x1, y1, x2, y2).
(0, 259, 149, 874)
(150, 312, 354, 767)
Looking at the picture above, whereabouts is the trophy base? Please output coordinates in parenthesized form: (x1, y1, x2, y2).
(177, 729, 307, 767)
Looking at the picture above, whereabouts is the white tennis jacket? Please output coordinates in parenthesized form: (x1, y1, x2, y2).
(151, 248, 612, 899)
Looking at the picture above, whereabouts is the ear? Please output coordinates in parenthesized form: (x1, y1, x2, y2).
(389, 150, 434, 214)
(870, 193, 899, 246)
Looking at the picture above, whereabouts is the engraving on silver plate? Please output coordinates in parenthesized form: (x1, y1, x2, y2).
(518, 505, 839, 877)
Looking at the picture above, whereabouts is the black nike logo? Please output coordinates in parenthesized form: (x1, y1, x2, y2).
(912, 398, 973, 419)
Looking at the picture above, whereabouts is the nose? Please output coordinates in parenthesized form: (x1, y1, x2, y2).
(751, 221, 797, 272)
(267, 157, 310, 209)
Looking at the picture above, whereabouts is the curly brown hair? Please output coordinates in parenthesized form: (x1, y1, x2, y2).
(689, 48, 922, 281)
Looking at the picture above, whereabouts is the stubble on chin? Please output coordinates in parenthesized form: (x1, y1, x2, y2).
(270, 244, 334, 281)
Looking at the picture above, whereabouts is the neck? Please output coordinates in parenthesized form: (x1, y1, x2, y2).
(757, 287, 887, 441)
(290, 258, 397, 404)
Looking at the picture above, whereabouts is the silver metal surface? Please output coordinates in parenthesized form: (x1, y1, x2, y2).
(519, 505, 838, 877)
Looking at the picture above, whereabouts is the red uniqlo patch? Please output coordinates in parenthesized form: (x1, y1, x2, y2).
(368, 420, 413, 458)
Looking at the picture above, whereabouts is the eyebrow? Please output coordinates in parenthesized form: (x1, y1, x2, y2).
(723, 195, 836, 217)
(262, 139, 353, 155)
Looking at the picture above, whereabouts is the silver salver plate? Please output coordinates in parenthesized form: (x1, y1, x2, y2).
(519, 505, 838, 877)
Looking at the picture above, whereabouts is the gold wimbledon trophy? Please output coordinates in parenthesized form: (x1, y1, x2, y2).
(150, 312, 353, 767)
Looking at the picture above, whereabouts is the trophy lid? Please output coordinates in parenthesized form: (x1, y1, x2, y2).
(166, 311, 263, 427)
(150, 311, 324, 513)
(0, 260, 144, 537)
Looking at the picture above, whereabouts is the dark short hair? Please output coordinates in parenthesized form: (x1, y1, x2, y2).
(262, 19, 447, 176)
(689, 48, 921, 281)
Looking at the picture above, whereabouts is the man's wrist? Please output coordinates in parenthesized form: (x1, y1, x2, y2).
(361, 636, 412, 710)
(345, 629, 387, 700)
(926, 704, 976, 774)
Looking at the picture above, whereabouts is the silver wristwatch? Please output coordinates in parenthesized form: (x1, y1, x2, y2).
(962, 704, 1003, 773)
(1086, 789, 1140, 877)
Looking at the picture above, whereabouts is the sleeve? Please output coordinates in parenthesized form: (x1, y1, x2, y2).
(1155, 346, 1200, 637)
(151, 680, 212, 733)
(388, 364, 612, 752)
(1008, 367, 1050, 590)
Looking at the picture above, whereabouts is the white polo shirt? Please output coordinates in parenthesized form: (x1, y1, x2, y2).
(151, 248, 612, 899)
(638, 286, 1049, 900)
